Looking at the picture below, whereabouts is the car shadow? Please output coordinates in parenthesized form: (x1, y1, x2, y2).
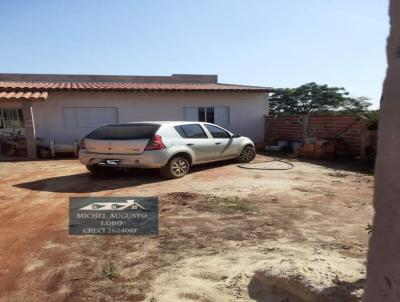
(13, 160, 236, 193)
(13, 169, 164, 193)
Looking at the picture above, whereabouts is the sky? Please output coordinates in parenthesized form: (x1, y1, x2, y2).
(0, 0, 389, 108)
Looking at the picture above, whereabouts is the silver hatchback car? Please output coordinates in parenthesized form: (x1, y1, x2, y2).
(79, 121, 256, 178)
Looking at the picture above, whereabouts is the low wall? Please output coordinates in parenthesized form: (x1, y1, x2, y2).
(265, 114, 372, 156)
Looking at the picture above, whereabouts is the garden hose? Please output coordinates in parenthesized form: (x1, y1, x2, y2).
(239, 114, 368, 171)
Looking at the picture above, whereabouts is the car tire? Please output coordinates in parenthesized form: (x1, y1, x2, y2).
(237, 146, 256, 163)
(160, 156, 190, 179)
(86, 165, 109, 174)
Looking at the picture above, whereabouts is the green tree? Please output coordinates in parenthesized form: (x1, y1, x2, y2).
(269, 82, 371, 115)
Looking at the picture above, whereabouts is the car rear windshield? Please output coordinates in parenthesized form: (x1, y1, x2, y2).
(86, 124, 160, 140)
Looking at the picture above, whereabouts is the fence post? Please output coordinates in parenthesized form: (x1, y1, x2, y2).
(21, 101, 37, 159)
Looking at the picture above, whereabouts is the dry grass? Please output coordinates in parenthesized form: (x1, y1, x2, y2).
(195, 196, 256, 213)
(102, 262, 118, 280)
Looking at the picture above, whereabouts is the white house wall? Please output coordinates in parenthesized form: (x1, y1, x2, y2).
(32, 91, 268, 145)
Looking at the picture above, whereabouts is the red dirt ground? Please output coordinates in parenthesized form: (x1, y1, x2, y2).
(0, 155, 374, 301)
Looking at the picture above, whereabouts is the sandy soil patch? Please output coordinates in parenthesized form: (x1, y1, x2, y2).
(0, 155, 374, 301)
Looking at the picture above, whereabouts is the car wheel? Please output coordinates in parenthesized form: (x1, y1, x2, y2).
(237, 146, 256, 163)
(160, 156, 190, 179)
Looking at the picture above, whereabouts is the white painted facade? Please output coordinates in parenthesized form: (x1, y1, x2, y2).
(6, 90, 268, 147)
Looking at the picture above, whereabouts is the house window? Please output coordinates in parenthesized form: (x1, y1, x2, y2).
(198, 107, 215, 123)
(63, 107, 118, 128)
(183, 106, 229, 127)
(0, 108, 24, 129)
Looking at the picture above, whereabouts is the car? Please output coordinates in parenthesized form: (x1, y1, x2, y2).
(79, 121, 256, 179)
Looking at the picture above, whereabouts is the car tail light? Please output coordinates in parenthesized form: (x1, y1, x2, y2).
(145, 135, 166, 151)
(79, 139, 86, 149)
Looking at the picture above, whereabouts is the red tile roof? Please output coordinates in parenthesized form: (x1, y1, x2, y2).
(0, 91, 48, 101)
(0, 81, 270, 93)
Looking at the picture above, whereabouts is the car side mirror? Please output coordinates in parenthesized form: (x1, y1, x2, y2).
(232, 133, 241, 138)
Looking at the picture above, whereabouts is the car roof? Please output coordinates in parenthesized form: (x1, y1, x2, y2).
(123, 121, 208, 126)
(99, 121, 231, 132)
(94, 121, 234, 135)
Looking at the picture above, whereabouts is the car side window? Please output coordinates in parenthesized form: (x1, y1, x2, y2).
(175, 124, 208, 139)
(205, 124, 231, 139)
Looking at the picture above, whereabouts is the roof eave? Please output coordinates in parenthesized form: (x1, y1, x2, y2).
(0, 87, 271, 93)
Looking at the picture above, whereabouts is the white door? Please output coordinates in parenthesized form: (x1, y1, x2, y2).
(203, 124, 239, 158)
(175, 123, 215, 162)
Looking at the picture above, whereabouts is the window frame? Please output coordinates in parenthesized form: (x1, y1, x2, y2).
(197, 107, 215, 123)
(204, 123, 232, 139)
(183, 106, 230, 127)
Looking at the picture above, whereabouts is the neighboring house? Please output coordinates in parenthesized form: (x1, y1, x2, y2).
(0, 73, 271, 158)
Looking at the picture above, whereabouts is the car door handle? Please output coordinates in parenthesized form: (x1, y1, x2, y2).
(215, 142, 222, 145)
(186, 143, 195, 147)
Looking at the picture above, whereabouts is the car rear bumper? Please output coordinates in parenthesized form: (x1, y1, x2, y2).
(79, 149, 169, 168)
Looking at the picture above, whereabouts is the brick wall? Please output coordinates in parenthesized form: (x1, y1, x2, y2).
(265, 114, 368, 155)
(264, 115, 305, 143)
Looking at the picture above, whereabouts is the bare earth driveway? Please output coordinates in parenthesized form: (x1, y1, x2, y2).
(0, 154, 374, 302)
